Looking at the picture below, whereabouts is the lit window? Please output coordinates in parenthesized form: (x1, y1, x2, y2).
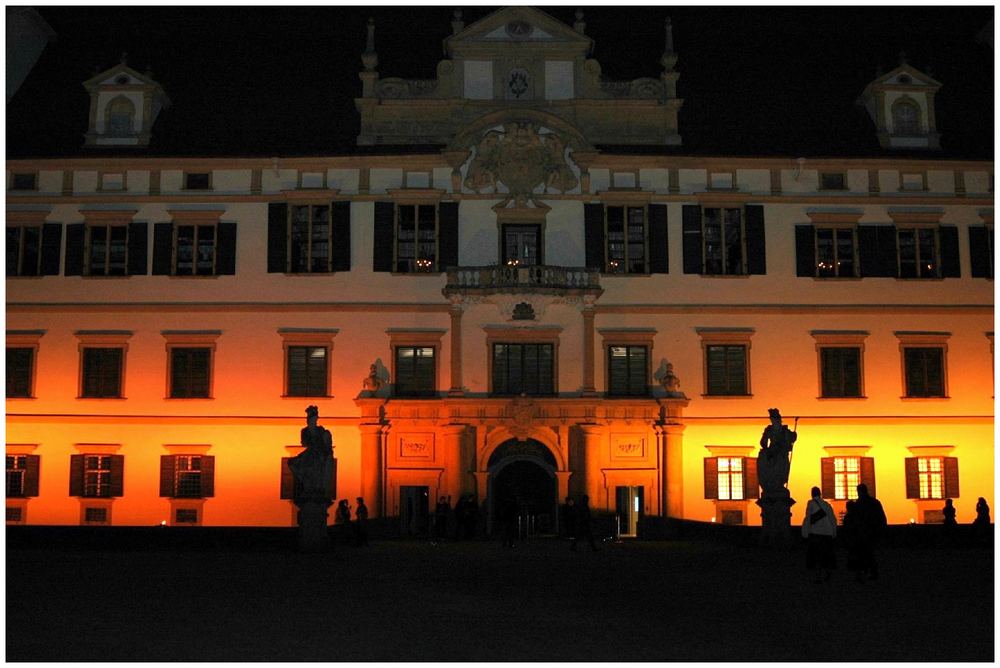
(83, 455, 114, 498)
(6, 455, 27, 497)
(897, 227, 939, 278)
(396, 204, 438, 272)
(175, 456, 203, 498)
(815, 227, 857, 278)
(605, 206, 647, 274)
(161, 454, 214, 499)
(717, 457, 745, 501)
(917, 457, 944, 499)
(833, 457, 861, 500)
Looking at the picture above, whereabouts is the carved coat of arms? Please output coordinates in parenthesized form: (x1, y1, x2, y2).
(464, 122, 578, 208)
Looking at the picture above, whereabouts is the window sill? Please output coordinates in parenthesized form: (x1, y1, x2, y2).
(280, 272, 339, 276)
(77, 396, 127, 400)
(697, 273, 751, 279)
(601, 272, 652, 277)
(81, 274, 134, 279)
(165, 396, 215, 400)
(817, 396, 867, 400)
(894, 277, 945, 281)
(900, 396, 950, 401)
(6, 275, 46, 280)
(810, 276, 862, 281)
(282, 395, 334, 399)
(701, 394, 753, 399)
(169, 274, 222, 279)
(390, 271, 443, 276)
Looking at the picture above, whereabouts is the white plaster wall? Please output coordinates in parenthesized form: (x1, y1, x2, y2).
(544, 60, 574, 100)
(328, 169, 359, 193)
(126, 170, 150, 194)
(639, 169, 669, 193)
(847, 169, 868, 193)
(38, 170, 62, 194)
(458, 200, 500, 266)
(213, 169, 252, 193)
(736, 169, 769, 194)
(589, 168, 610, 193)
(160, 170, 183, 192)
(432, 168, 453, 192)
(464, 60, 493, 100)
(261, 169, 298, 193)
(544, 201, 585, 266)
(74, 171, 99, 193)
(963, 171, 991, 195)
(678, 169, 707, 193)
(780, 169, 819, 193)
(879, 170, 901, 192)
(95, 90, 145, 133)
(927, 170, 953, 194)
(370, 168, 403, 194)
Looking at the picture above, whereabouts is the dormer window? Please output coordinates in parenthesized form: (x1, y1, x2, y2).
(184, 173, 212, 190)
(892, 98, 921, 136)
(859, 63, 940, 150)
(106, 96, 136, 137)
(11, 173, 37, 191)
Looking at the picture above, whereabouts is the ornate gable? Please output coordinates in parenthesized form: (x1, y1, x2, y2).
(82, 59, 170, 148)
(859, 60, 942, 150)
(444, 6, 594, 54)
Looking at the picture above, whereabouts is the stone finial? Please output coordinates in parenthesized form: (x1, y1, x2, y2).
(574, 9, 586, 34)
(452, 8, 464, 35)
(361, 17, 378, 71)
(660, 16, 678, 71)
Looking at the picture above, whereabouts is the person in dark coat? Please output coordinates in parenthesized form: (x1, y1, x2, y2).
(433, 495, 450, 543)
(354, 497, 369, 546)
(335, 499, 352, 545)
(853, 483, 887, 581)
(571, 495, 598, 552)
(942, 498, 957, 542)
(973, 497, 991, 545)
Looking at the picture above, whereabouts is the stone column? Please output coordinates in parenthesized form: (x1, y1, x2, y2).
(662, 423, 686, 519)
(579, 424, 605, 508)
(448, 303, 464, 396)
(359, 424, 383, 517)
(581, 304, 598, 397)
(440, 424, 466, 502)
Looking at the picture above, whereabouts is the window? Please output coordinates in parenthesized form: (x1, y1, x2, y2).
(900, 173, 926, 191)
(905, 456, 960, 500)
(175, 508, 199, 523)
(820, 172, 846, 190)
(6, 225, 42, 276)
(607, 345, 648, 396)
(702, 207, 744, 275)
(705, 345, 748, 396)
(703, 456, 758, 501)
(709, 172, 735, 190)
(815, 227, 857, 277)
(84, 455, 113, 497)
(502, 224, 542, 266)
(896, 227, 939, 278)
(904, 347, 945, 397)
(289, 204, 333, 273)
(106, 97, 135, 136)
(605, 206, 647, 274)
(184, 173, 212, 190)
(395, 204, 437, 272)
(832, 457, 860, 500)
(86, 224, 129, 276)
(7, 347, 34, 398)
(287, 346, 329, 397)
(395, 346, 436, 397)
(820, 347, 862, 397)
(153, 213, 235, 277)
(160, 454, 215, 498)
(81, 347, 124, 398)
(170, 348, 211, 398)
(6, 455, 39, 498)
(11, 173, 37, 191)
(892, 99, 921, 135)
(69, 453, 124, 498)
(83, 507, 109, 524)
(175, 223, 216, 275)
(492, 343, 554, 396)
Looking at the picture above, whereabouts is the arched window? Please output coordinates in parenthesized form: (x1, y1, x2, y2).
(106, 96, 136, 137)
(892, 98, 922, 136)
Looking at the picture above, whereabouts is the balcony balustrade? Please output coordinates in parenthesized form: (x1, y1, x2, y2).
(444, 265, 602, 295)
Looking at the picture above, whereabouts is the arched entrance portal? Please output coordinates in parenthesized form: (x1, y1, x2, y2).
(487, 439, 559, 536)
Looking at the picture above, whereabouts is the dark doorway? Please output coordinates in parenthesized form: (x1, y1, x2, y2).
(502, 224, 542, 266)
(491, 459, 557, 535)
(399, 485, 429, 537)
(615, 485, 644, 537)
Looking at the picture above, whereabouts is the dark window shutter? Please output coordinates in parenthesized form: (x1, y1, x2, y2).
(69, 454, 84, 496)
(438, 201, 459, 270)
(703, 458, 718, 499)
(160, 455, 176, 497)
(858, 225, 898, 277)
(744, 205, 766, 275)
(200, 455, 215, 498)
(152, 223, 174, 275)
(331, 201, 352, 272)
(860, 457, 876, 498)
(109, 455, 125, 497)
(682, 205, 703, 274)
(267, 203, 289, 273)
(373, 201, 395, 272)
(795, 225, 816, 277)
(216, 222, 237, 275)
(968, 226, 992, 278)
(40, 223, 62, 276)
(24, 455, 41, 497)
(64, 223, 85, 276)
(943, 457, 959, 498)
(648, 204, 668, 274)
(584, 203, 605, 270)
(127, 222, 148, 276)
(904, 458, 919, 499)
(820, 458, 835, 498)
(743, 458, 759, 500)
(280, 457, 294, 499)
(938, 226, 960, 278)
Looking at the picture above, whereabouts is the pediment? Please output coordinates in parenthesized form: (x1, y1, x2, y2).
(445, 7, 592, 53)
(83, 64, 160, 89)
(872, 64, 942, 89)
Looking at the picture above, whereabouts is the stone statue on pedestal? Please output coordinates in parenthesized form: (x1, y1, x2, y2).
(288, 405, 335, 550)
(755, 408, 798, 545)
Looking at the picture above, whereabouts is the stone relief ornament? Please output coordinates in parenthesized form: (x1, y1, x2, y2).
(464, 122, 578, 208)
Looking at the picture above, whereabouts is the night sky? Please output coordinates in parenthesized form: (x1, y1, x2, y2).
(6, 5, 994, 159)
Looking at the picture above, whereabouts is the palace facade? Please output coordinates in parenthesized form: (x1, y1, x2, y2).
(6, 7, 994, 533)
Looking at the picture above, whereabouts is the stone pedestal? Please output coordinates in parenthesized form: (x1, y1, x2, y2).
(756, 490, 795, 546)
(296, 500, 333, 552)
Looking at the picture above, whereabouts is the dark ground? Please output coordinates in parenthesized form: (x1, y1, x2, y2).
(6, 528, 994, 662)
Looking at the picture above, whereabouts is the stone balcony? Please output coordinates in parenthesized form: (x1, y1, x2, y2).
(443, 265, 602, 297)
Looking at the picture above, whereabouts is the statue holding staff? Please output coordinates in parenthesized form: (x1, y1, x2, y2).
(757, 408, 798, 496)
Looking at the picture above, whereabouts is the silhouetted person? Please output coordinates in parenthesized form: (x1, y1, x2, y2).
(336, 499, 352, 545)
(433, 495, 450, 543)
(973, 497, 991, 545)
(801, 486, 837, 583)
(562, 496, 576, 539)
(463, 494, 479, 539)
(500, 498, 518, 548)
(571, 495, 598, 552)
(853, 483, 887, 582)
(942, 498, 957, 541)
(354, 497, 369, 546)
(453, 495, 467, 540)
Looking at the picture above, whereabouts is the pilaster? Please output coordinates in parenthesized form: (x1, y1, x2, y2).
(448, 303, 464, 396)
